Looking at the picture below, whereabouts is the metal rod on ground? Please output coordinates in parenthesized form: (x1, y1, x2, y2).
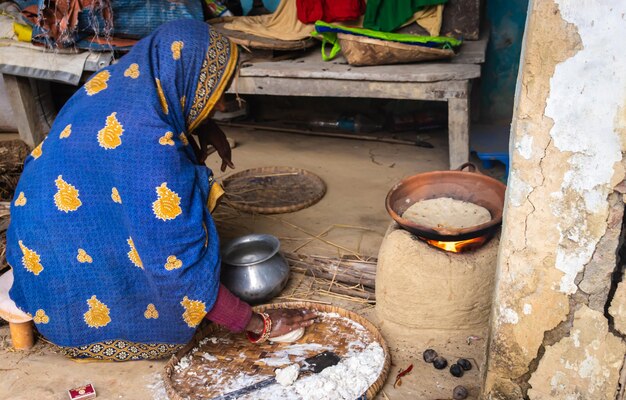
(218, 122, 434, 148)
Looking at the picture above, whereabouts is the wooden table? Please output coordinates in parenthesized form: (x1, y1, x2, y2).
(232, 38, 486, 168)
(3, 38, 485, 168)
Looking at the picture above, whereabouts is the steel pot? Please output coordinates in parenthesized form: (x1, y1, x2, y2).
(220, 234, 290, 304)
(385, 163, 507, 241)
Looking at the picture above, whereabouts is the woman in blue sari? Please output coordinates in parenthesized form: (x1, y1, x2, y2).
(6, 20, 314, 361)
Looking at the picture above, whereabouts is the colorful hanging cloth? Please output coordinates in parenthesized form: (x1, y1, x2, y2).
(296, 0, 365, 24)
(223, 0, 313, 41)
(16, 0, 204, 50)
(363, 0, 447, 32)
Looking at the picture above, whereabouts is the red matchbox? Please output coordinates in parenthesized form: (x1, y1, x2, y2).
(68, 384, 96, 400)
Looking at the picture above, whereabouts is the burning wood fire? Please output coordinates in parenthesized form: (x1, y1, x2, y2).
(421, 235, 490, 253)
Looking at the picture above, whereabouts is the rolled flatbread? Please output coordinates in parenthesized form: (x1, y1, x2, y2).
(402, 197, 491, 230)
(270, 327, 305, 343)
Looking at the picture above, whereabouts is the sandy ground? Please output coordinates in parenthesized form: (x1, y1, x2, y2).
(208, 127, 450, 258)
(0, 127, 503, 399)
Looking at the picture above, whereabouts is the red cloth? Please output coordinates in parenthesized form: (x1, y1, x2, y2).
(205, 284, 252, 333)
(297, 0, 365, 24)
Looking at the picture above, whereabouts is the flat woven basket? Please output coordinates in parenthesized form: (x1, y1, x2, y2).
(337, 33, 455, 66)
(163, 302, 391, 400)
(222, 167, 327, 214)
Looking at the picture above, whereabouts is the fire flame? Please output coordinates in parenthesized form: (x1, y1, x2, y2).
(422, 236, 490, 253)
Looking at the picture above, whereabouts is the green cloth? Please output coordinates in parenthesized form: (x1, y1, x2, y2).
(313, 21, 462, 62)
(364, 0, 448, 32)
(314, 21, 462, 47)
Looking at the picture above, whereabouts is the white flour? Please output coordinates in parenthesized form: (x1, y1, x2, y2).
(201, 353, 218, 362)
(147, 372, 169, 400)
(236, 343, 384, 400)
(255, 343, 335, 368)
(220, 371, 268, 393)
(174, 355, 191, 374)
(170, 313, 384, 399)
(257, 354, 292, 367)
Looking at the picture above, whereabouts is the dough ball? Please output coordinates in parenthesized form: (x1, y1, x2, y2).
(275, 363, 300, 386)
(270, 327, 305, 343)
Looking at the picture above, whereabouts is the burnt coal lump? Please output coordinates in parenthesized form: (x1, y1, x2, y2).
(457, 358, 472, 371)
(453, 385, 469, 400)
(450, 364, 464, 377)
(433, 356, 448, 369)
(423, 349, 438, 363)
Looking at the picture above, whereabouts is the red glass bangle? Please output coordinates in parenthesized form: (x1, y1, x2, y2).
(247, 312, 272, 344)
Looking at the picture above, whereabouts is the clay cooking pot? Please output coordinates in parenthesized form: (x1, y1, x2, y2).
(385, 163, 507, 241)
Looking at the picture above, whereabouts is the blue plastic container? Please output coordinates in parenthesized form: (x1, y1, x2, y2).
(470, 124, 510, 178)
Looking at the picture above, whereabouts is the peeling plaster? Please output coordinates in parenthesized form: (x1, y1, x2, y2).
(484, 1, 626, 397)
(508, 170, 533, 207)
(550, 371, 567, 392)
(500, 306, 520, 324)
(571, 329, 580, 347)
(523, 303, 533, 315)
(528, 307, 626, 399)
(515, 134, 534, 160)
(547, 0, 626, 294)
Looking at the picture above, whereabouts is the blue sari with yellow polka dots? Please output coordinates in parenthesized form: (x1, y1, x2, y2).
(6, 20, 238, 360)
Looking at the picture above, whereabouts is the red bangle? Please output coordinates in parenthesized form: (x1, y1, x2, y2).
(247, 312, 272, 344)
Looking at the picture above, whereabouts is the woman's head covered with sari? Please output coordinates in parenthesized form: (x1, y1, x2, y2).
(122, 18, 238, 133)
(7, 21, 240, 355)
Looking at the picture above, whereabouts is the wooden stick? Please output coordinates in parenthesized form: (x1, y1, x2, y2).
(318, 288, 375, 303)
(275, 297, 332, 305)
(251, 172, 299, 178)
(288, 262, 375, 286)
(285, 253, 377, 289)
(317, 277, 376, 299)
(220, 121, 432, 147)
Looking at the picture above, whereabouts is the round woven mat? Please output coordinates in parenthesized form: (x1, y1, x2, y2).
(222, 167, 326, 214)
(163, 302, 391, 400)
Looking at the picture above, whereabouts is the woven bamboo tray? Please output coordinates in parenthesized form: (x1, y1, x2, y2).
(222, 167, 327, 214)
(163, 302, 391, 400)
(337, 33, 455, 66)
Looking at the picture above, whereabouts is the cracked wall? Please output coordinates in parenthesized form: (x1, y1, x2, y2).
(482, 0, 626, 398)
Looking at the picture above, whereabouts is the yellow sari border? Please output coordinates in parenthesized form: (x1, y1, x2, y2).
(60, 339, 183, 362)
(207, 177, 225, 213)
(188, 39, 239, 132)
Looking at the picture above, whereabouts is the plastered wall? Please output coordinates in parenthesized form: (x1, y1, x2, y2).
(482, 0, 626, 398)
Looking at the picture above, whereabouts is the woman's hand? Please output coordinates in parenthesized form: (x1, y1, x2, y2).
(267, 309, 317, 338)
(245, 309, 317, 338)
(192, 119, 235, 171)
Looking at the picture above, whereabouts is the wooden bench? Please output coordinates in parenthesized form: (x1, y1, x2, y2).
(2, 37, 486, 168)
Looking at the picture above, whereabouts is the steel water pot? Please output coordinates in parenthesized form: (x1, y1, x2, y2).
(220, 234, 290, 304)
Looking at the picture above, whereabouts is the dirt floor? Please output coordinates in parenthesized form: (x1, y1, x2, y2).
(0, 127, 504, 399)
